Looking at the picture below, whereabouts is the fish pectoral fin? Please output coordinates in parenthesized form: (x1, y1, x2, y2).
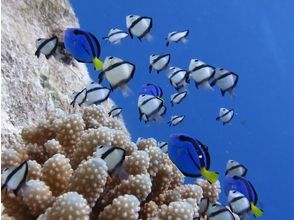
(250, 203, 264, 218)
(200, 167, 219, 184)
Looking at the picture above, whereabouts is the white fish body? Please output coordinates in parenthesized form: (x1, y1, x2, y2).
(126, 15, 152, 40)
(189, 59, 215, 90)
(105, 28, 128, 44)
(212, 68, 238, 96)
(217, 108, 234, 125)
(206, 203, 236, 220)
(102, 56, 135, 93)
(70, 88, 87, 107)
(166, 30, 189, 46)
(149, 54, 170, 73)
(170, 91, 187, 106)
(158, 141, 168, 153)
(228, 190, 250, 216)
(109, 106, 123, 117)
(35, 36, 58, 58)
(85, 82, 111, 105)
(225, 160, 247, 177)
(138, 94, 164, 122)
(168, 67, 188, 90)
(168, 115, 185, 126)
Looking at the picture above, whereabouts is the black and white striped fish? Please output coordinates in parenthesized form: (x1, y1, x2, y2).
(225, 160, 248, 177)
(1, 161, 28, 195)
(126, 15, 153, 41)
(228, 190, 250, 217)
(70, 88, 87, 107)
(168, 67, 189, 91)
(206, 203, 237, 220)
(35, 36, 58, 59)
(168, 115, 185, 126)
(166, 30, 189, 46)
(103, 28, 128, 44)
(108, 106, 123, 118)
(216, 108, 234, 125)
(157, 141, 168, 153)
(99, 56, 135, 96)
(96, 145, 126, 175)
(210, 68, 239, 96)
(138, 94, 166, 123)
(149, 54, 171, 73)
(199, 198, 210, 216)
(170, 91, 187, 106)
(85, 82, 111, 105)
(188, 59, 215, 90)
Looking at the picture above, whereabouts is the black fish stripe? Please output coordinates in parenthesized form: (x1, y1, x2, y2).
(169, 30, 189, 39)
(70, 88, 87, 107)
(187, 141, 204, 169)
(88, 32, 101, 57)
(230, 195, 245, 203)
(86, 86, 109, 93)
(211, 71, 238, 87)
(208, 207, 230, 218)
(216, 109, 234, 121)
(109, 108, 122, 117)
(221, 73, 239, 94)
(233, 176, 254, 203)
(139, 17, 152, 39)
(172, 116, 184, 125)
(129, 16, 152, 39)
(101, 147, 126, 175)
(172, 92, 187, 103)
(13, 161, 28, 195)
(152, 54, 170, 65)
(189, 64, 215, 82)
(198, 140, 211, 170)
(35, 36, 58, 58)
(74, 29, 96, 58)
(108, 31, 128, 38)
(169, 69, 184, 80)
(248, 180, 258, 204)
(140, 96, 164, 119)
(225, 164, 247, 176)
(175, 72, 188, 87)
(159, 143, 167, 149)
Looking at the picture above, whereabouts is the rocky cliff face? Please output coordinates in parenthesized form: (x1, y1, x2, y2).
(1, 0, 90, 148)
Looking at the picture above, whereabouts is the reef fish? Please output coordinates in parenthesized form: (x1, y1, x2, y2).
(99, 56, 135, 96)
(139, 83, 163, 98)
(216, 108, 234, 125)
(168, 115, 185, 126)
(138, 94, 166, 123)
(96, 145, 126, 175)
(228, 190, 250, 217)
(206, 203, 237, 220)
(149, 54, 171, 73)
(1, 161, 28, 195)
(108, 106, 123, 118)
(225, 160, 248, 177)
(35, 36, 58, 59)
(188, 59, 215, 90)
(168, 67, 189, 91)
(168, 133, 219, 183)
(70, 88, 87, 107)
(103, 28, 128, 44)
(157, 141, 168, 153)
(126, 15, 153, 41)
(224, 175, 264, 217)
(210, 68, 239, 96)
(85, 82, 111, 105)
(166, 30, 189, 46)
(64, 28, 103, 70)
(170, 91, 187, 106)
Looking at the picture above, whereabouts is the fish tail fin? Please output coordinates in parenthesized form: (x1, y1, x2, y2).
(145, 33, 153, 41)
(250, 202, 264, 218)
(203, 81, 214, 91)
(166, 41, 169, 47)
(121, 84, 132, 97)
(200, 167, 219, 184)
(93, 57, 103, 71)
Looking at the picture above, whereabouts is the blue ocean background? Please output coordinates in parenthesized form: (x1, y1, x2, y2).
(70, 0, 294, 219)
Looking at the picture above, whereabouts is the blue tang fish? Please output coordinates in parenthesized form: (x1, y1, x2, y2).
(139, 83, 163, 97)
(224, 175, 264, 218)
(168, 133, 219, 183)
(64, 28, 103, 70)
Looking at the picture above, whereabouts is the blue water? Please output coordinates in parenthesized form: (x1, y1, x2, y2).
(70, 1, 294, 219)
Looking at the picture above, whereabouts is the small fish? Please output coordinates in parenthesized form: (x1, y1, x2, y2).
(168, 115, 185, 126)
(108, 106, 123, 118)
(168, 67, 189, 91)
(149, 54, 171, 73)
(70, 88, 87, 107)
(225, 160, 248, 177)
(157, 141, 168, 153)
(35, 36, 58, 59)
(64, 28, 103, 70)
(199, 197, 210, 216)
(216, 108, 234, 125)
(166, 30, 189, 46)
(138, 94, 166, 123)
(188, 59, 215, 90)
(99, 56, 135, 96)
(96, 145, 126, 175)
(228, 190, 251, 217)
(103, 28, 128, 44)
(168, 134, 219, 183)
(206, 203, 237, 220)
(170, 91, 187, 106)
(139, 83, 163, 98)
(85, 82, 111, 105)
(126, 15, 153, 41)
(1, 161, 28, 195)
(224, 175, 264, 218)
(210, 68, 239, 96)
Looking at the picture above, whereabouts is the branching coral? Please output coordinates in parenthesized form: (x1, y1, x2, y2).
(1, 107, 229, 220)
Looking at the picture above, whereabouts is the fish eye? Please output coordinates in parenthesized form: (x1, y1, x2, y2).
(37, 38, 42, 41)
(109, 56, 113, 60)
(212, 204, 217, 207)
(130, 15, 133, 18)
(98, 145, 104, 149)
(233, 190, 237, 193)
(151, 54, 155, 57)
(194, 59, 198, 62)
(220, 68, 224, 71)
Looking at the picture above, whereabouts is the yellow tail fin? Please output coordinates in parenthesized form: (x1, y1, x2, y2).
(251, 202, 263, 217)
(93, 57, 103, 71)
(200, 167, 219, 184)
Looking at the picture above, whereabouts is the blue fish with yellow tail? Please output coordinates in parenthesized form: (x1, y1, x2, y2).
(224, 175, 264, 218)
(168, 133, 219, 183)
(64, 28, 103, 70)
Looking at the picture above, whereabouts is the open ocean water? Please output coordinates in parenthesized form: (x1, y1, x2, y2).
(70, 0, 294, 219)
